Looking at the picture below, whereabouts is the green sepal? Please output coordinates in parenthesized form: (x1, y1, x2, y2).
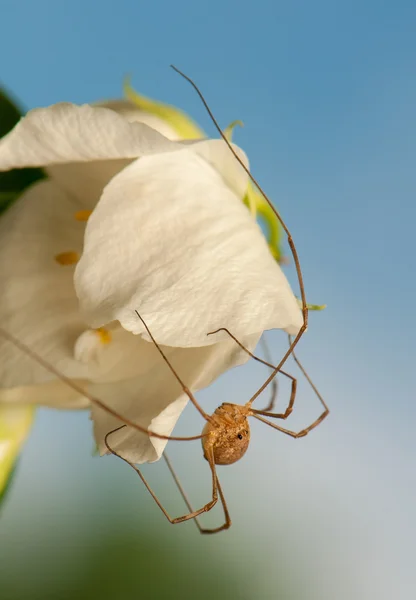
(224, 119, 244, 141)
(124, 76, 204, 140)
(296, 297, 327, 311)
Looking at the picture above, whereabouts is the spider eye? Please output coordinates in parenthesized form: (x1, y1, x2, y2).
(237, 433, 243, 440)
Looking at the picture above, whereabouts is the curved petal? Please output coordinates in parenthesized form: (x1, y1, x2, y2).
(90, 332, 260, 463)
(74, 323, 177, 384)
(103, 99, 248, 192)
(0, 187, 179, 392)
(75, 149, 302, 347)
(189, 139, 249, 199)
(0, 180, 95, 389)
(45, 101, 182, 207)
(0, 380, 89, 409)
(0, 183, 170, 391)
(45, 158, 133, 209)
(0, 103, 179, 171)
(123, 80, 205, 140)
(46, 137, 248, 210)
(101, 99, 182, 140)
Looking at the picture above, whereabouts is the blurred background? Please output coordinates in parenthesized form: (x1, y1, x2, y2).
(1, 0, 415, 598)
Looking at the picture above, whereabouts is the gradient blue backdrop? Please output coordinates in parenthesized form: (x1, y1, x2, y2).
(1, 1, 415, 599)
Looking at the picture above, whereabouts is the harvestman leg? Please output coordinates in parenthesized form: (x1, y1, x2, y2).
(171, 65, 310, 396)
(208, 327, 297, 419)
(209, 328, 329, 437)
(258, 337, 279, 412)
(0, 325, 206, 444)
(252, 334, 329, 437)
(0, 325, 227, 527)
(105, 425, 220, 524)
(104, 312, 233, 530)
(136, 311, 212, 423)
(163, 454, 231, 534)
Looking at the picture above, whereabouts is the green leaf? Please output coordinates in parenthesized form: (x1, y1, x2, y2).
(0, 404, 35, 510)
(0, 87, 46, 207)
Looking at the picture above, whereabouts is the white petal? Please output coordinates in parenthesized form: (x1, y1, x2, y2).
(0, 380, 89, 409)
(46, 158, 133, 209)
(44, 101, 183, 207)
(0, 182, 165, 392)
(147, 396, 189, 460)
(75, 150, 302, 347)
(90, 333, 260, 463)
(73, 324, 176, 384)
(0, 180, 92, 389)
(0, 103, 179, 171)
(45, 138, 247, 211)
(100, 100, 182, 140)
(100, 102, 248, 192)
(188, 139, 249, 199)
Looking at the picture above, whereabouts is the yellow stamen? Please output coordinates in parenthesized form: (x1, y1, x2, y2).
(55, 251, 80, 266)
(74, 210, 92, 222)
(95, 328, 112, 344)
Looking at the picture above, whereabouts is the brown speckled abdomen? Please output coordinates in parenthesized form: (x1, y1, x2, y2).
(202, 403, 251, 465)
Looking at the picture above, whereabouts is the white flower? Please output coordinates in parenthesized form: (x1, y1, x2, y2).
(0, 98, 302, 465)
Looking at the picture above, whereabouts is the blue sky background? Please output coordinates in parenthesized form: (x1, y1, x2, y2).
(1, 1, 415, 599)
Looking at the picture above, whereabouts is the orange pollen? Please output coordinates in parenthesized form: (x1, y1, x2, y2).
(54, 251, 80, 266)
(95, 328, 112, 344)
(74, 210, 92, 222)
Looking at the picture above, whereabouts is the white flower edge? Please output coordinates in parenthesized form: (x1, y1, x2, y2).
(0, 180, 94, 390)
(0, 180, 195, 398)
(90, 332, 261, 463)
(0, 102, 250, 208)
(0, 103, 179, 169)
(75, 149, 302, 347)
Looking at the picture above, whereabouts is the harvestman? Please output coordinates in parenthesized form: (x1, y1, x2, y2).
(0, 67, 329, 534)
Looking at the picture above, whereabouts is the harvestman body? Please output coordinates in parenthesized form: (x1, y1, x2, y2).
(0, 67, 329, 534)
(101, 311, 329, 534)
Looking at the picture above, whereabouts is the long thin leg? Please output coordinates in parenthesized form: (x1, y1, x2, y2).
(105, 426, 219, 524)
(0, 326, 205, 443)
(171, 65, 309, 391)
(251, 412, 327, 439)
(288, 333, 329, 415)
(163, 453, 203, 533)
(208, 327, 296, 418)
(198, 476, 232, 534)
(136, 310, 212, 423)
(253, 335, 329, 430)
(210, 327, 328, 432)
(251, 371, 297, 419)
(163, 454, 231, 534)
(259, 336, 278, 412)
